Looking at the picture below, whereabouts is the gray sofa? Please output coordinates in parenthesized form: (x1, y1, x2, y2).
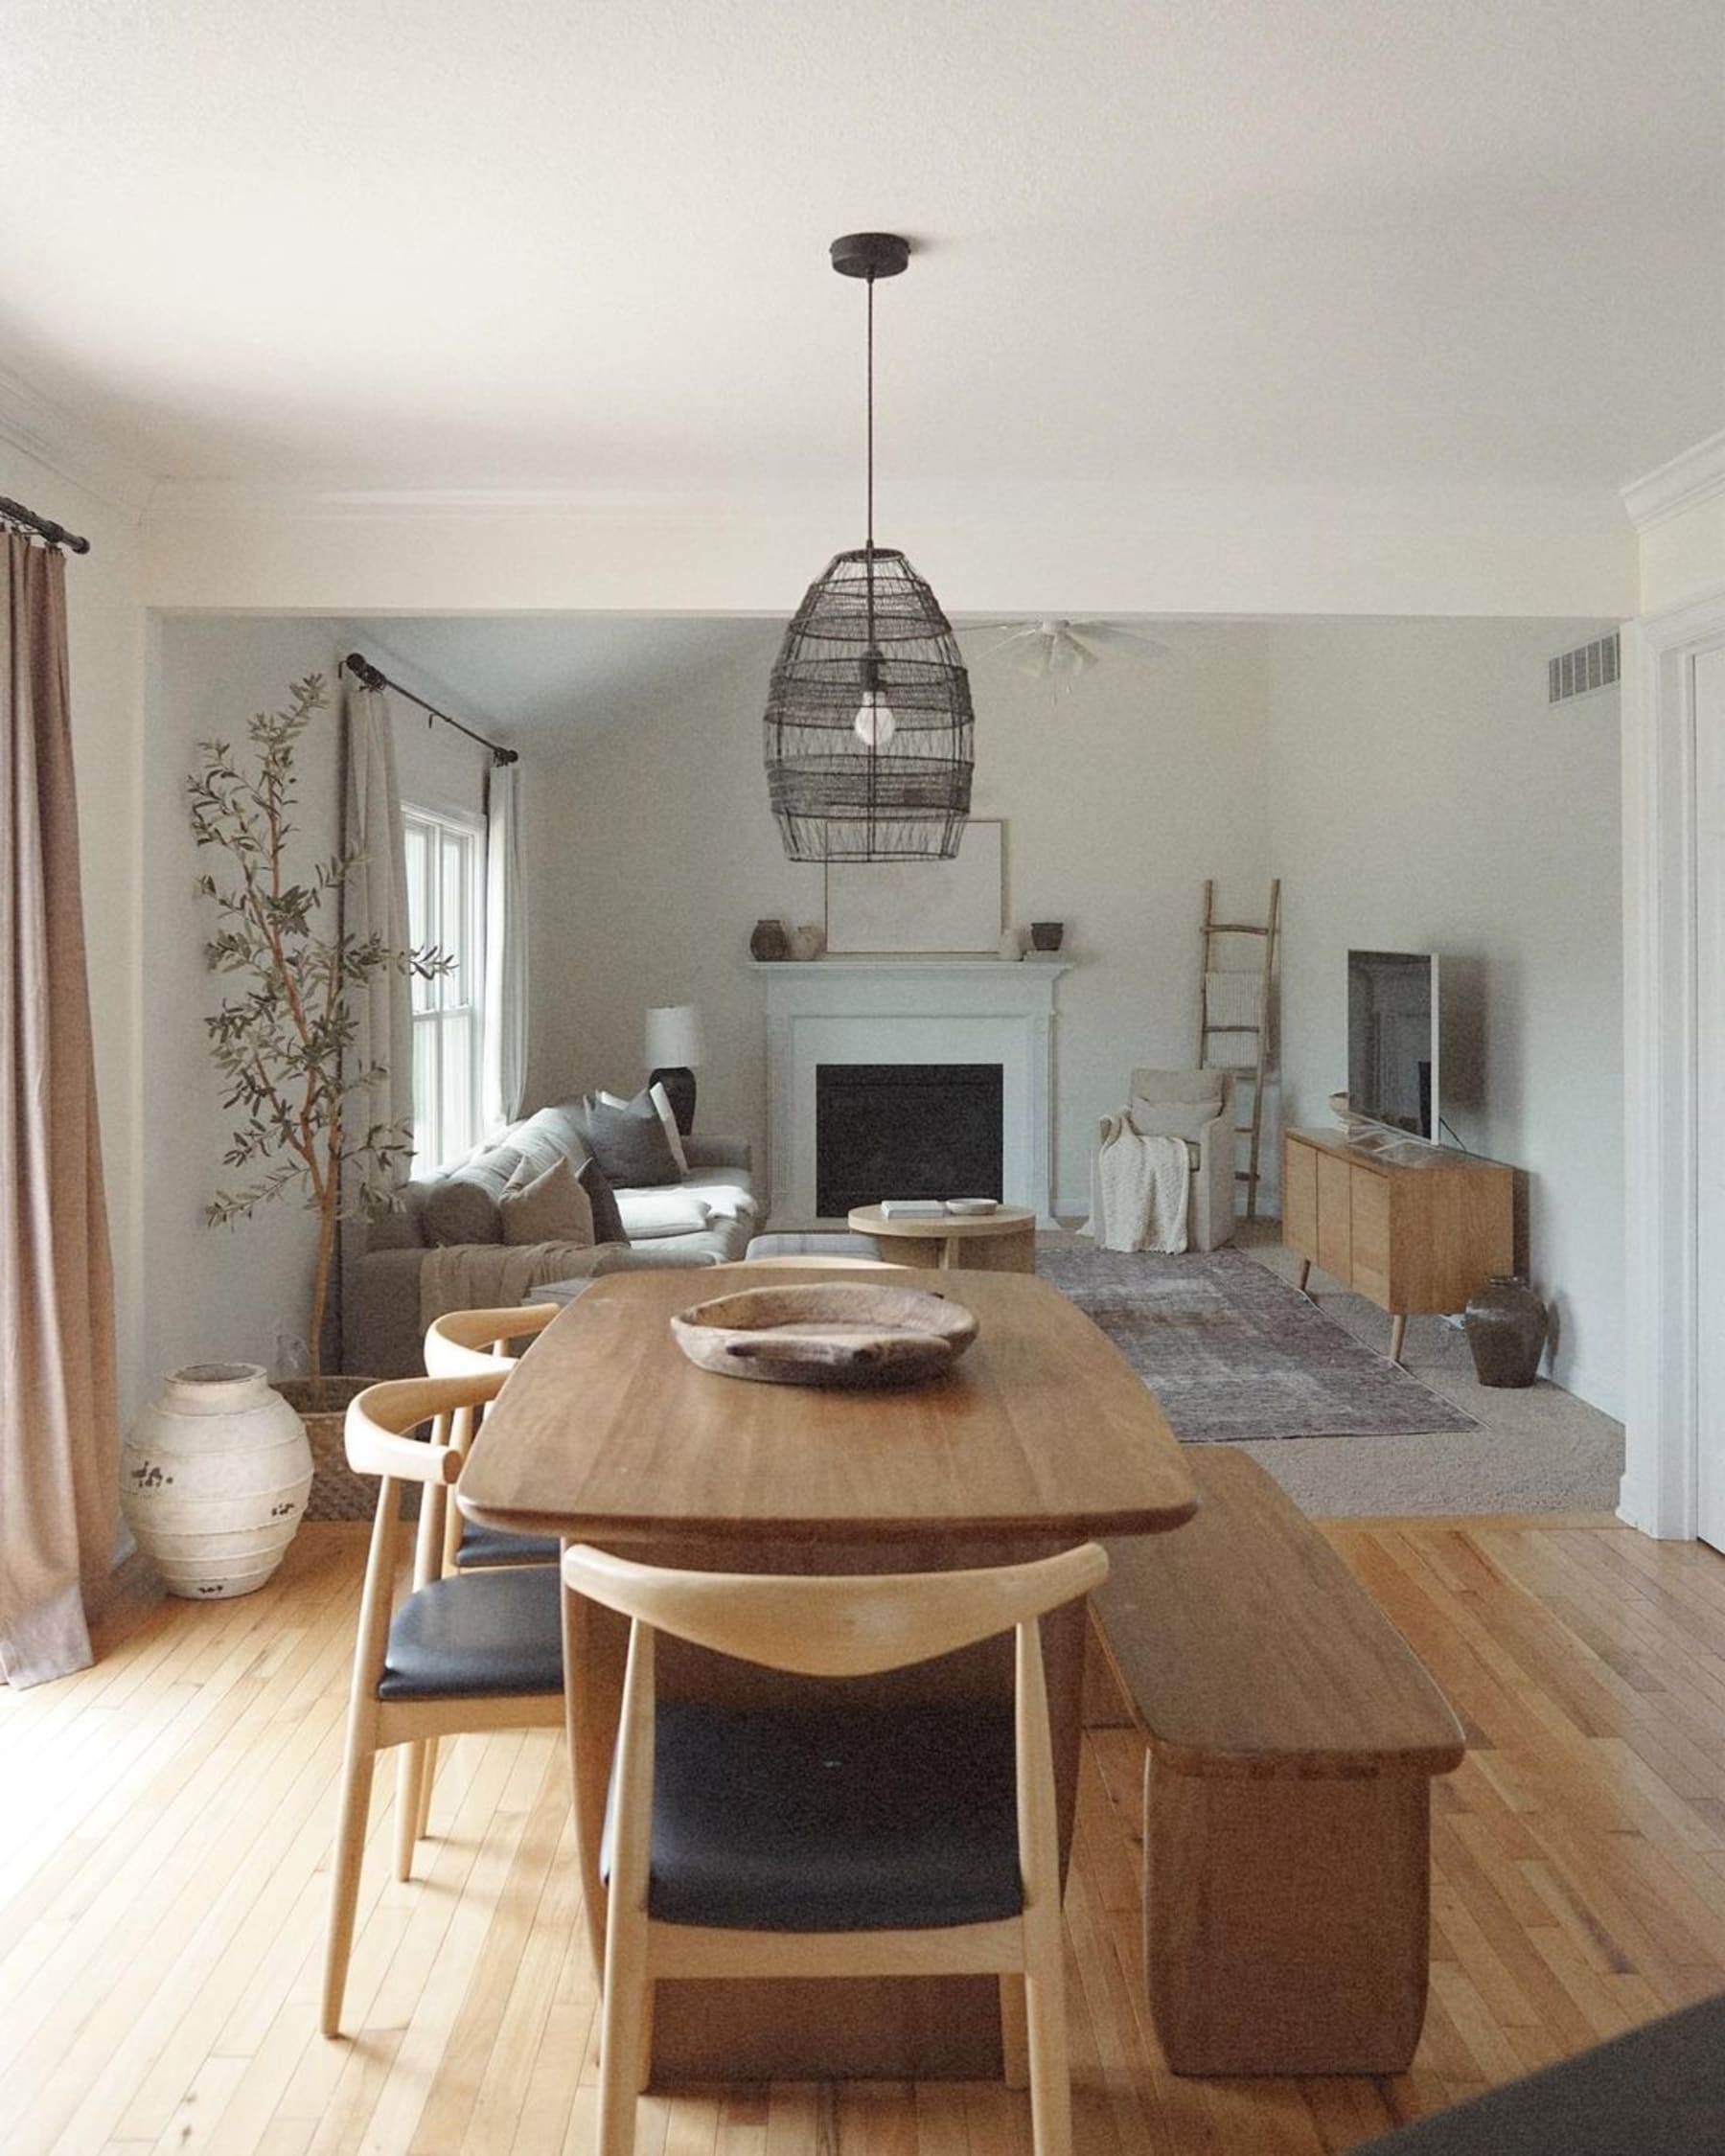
(346, 1131, 757, 1377)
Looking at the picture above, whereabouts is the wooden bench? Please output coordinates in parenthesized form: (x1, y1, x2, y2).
(1087, 1449, 1466, 2077)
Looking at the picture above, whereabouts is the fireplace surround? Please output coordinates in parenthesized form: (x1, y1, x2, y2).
(758, 959, 1070, 1225)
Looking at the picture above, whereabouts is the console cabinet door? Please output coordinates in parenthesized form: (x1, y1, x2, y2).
(1316, 1154, 1354, 1284)
(1351, 1171, 1392, 1306)
(1284, 1138, 1318, 1256)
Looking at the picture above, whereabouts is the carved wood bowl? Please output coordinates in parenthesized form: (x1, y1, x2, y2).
(670, 1282, 979, 1389)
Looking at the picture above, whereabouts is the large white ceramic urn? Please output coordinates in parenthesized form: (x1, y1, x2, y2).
(122, 1363, 313, 1599)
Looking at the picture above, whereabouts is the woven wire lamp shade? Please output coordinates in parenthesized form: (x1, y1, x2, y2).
(765, 547, 975, 861)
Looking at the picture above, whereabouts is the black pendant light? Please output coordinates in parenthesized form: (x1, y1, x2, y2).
(764, 233, 974, 862)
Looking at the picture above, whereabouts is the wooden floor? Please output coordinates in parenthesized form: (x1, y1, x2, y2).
(8, 1513, 1725, 2154)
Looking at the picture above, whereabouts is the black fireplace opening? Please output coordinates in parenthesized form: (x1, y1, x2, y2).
(815, 1063, 1004, 1216)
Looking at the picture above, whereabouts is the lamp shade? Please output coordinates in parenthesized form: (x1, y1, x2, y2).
(644, 1005, 703, 1071)
(765, 548, 974, 861)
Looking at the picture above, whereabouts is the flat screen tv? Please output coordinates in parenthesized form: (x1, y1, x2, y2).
(1347, 950, 1439, 1141)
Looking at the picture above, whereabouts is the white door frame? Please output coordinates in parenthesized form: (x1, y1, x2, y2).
(1620, 588, 1725, 1538)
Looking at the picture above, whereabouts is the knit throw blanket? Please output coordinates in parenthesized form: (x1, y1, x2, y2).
(1087, 1116, 1190, 1253)
(419, 1240, 602, 1335)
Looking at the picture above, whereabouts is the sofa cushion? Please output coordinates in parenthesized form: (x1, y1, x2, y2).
(422, 1149, 519, 1246)
(501, 1156, 595, 1247)
(581, 1088, 684, 1188)
(676, 1169, 757, 1222)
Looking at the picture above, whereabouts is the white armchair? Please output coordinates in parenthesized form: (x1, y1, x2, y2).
(1090, 1068, 1237, 1252)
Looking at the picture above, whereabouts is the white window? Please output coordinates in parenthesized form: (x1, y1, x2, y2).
(402, 805, 485, 1172)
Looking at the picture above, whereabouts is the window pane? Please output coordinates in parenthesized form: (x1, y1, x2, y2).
(412, 1016, 437, 1172)
(442, 830, 470, 1007)
(440, 1011, 472, 1167)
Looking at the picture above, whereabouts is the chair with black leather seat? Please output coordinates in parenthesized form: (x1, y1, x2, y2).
(562, 1537, 1109, 2156)
(399, 1306, 561, 1875)
(423, 1303, 561, 1573)
(320, 1373, 564, 2038)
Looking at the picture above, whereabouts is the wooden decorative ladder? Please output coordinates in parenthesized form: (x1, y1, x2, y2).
(1197, 880, 1281, 1222)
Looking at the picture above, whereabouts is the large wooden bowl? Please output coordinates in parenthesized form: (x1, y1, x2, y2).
(669, 1281, 978, 1388)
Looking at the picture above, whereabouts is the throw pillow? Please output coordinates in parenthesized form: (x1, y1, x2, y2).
(601, 1083, 689, 1175)
(500, 1156, 595, 1248)
(613, 1191, 715, 1239)
(581, 1087, 683, 1188)
(577, 1151, 629, 1246)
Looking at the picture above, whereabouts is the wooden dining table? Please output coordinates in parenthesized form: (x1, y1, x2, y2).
(457, 1261, 1197, 2084)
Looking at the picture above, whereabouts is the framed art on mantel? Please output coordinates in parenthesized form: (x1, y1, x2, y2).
(824, 818, 1005, 955)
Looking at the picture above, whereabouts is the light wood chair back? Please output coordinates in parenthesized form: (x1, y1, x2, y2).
(424, 1300, 559, 1377)
(322, 1370, 562, 2039)
(423, 1302, 558, 1570)
(561, 1538, 1107, 2156)
(562, 1540, 1107, 1678)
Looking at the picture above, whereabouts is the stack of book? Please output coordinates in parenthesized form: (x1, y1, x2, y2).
(878, 1198, 1000, 1219)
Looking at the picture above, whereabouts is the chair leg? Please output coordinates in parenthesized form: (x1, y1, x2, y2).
(321, 1735, 378, 2037)
(395, 1742, 427, 1882)
(596, 1897, 650, 2156)
(1000, 1972, 1029, 2088)
(1023, 1910, 1072, 2156)
(416, 1735, 440, 1842)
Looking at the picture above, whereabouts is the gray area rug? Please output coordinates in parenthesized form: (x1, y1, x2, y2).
(1037, 1244, 1479, 1444)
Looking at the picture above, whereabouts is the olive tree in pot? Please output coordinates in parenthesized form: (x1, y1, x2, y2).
(175, 676, 441, 1527)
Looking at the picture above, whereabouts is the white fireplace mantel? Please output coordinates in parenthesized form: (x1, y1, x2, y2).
(756, 959, 1071, 1226)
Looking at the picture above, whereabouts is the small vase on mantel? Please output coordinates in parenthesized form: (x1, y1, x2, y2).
(1462, 1276, 1548, 1388)
(749, 918, 790, 962)
(122, 1363, 313, 1598)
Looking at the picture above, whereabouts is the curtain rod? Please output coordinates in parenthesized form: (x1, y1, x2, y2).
(0, 493, 91, 554)
(341, 652, 518, 766)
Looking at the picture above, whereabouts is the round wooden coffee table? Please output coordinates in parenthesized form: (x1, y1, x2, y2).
(847, 1204, 1038, 1273)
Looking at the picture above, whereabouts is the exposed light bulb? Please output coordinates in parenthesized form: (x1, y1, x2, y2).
(854, 689, 896, 749)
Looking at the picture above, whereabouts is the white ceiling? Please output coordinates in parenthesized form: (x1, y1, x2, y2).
(6, 1, 1721, 503)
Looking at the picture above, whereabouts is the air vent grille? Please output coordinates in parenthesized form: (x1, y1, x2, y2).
(1548, 631, 1620, 704)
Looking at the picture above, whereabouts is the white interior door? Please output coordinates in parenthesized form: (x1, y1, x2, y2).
(1693, 644, 1725, 1549)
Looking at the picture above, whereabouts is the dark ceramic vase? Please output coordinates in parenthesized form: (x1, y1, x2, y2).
(1030, 921, 1065, 952)
(1463, 1275, 1548, 1388)
(749, 918, 790, 962)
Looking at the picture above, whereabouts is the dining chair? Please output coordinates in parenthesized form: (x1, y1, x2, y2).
(561, 1537, 1109, 2156)
(321, 1372, 565, 2037)
(386, 1303, 564, 1873)
(424, 1302, 561, 1571)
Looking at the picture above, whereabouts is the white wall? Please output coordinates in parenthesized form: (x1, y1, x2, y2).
(0, 431, 148, 1418)
(525, 624, 1271, 1213)
(1265, 619, 1623, 1414)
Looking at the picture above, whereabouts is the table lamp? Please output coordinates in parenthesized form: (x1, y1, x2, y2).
(644, 1004, 703, 1135)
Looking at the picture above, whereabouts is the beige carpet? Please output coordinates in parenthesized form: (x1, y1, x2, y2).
(1043, 1223, 1624, 1520)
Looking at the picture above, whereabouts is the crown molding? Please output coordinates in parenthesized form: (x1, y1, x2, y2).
(0, 363, 155, 517)
(1622, 430, 1725, 533)
(144, 480, 754, 524)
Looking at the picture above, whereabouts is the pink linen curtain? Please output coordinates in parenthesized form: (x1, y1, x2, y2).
(0, 531, 120, 1686)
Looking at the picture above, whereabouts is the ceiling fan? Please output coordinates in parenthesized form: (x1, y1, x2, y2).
(967, 618, 1171, 682)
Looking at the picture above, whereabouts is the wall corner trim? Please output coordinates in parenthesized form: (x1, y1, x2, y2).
(1622, 431, 1725, 534)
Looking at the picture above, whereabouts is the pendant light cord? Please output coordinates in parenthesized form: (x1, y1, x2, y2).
(864, 269, 876, 655)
